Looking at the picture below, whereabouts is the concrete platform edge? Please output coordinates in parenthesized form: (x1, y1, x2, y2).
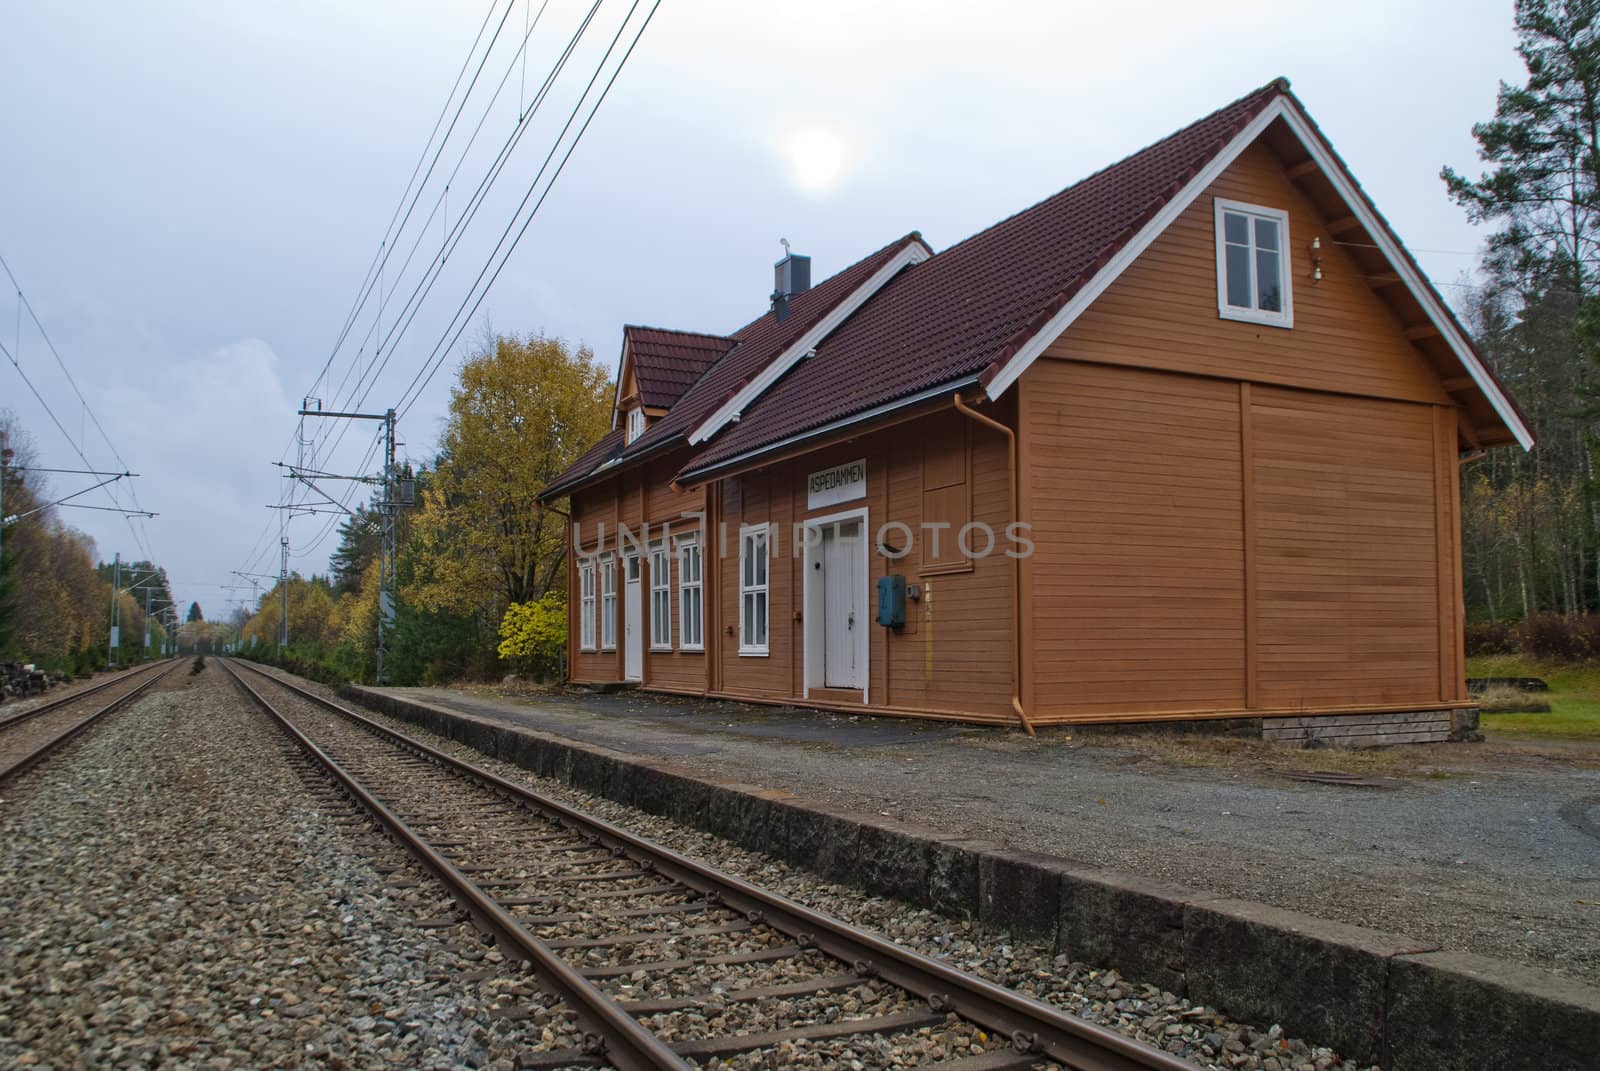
(341, 684, 1600, 1071)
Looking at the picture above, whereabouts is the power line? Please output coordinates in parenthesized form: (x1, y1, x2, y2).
(306, 0, 512, 405)
(237, 0, 510, 590)
(399, 0, 662, 418)
(320, 0, 582, 456)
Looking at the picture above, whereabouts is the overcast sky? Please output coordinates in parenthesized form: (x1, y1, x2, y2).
(0, 0, 1521, 618)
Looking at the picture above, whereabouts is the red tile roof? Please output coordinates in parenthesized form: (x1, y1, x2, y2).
(623, 326, 736, 411)
(539, 232, 925, 499)
(544, 426, 624, 499)
(677, 80, 1285, 479)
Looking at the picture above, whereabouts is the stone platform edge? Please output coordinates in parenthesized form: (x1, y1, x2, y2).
(341, 684, 1599, 1071)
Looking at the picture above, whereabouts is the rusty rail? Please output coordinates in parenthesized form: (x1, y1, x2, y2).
(225, 658, 1194, 1071)
(221, 659, 691, 1071)
(0, 659, 175, 734)
(0, 659, 182, 784)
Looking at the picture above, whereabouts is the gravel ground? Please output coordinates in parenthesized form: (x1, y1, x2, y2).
(0, 664, 585, 1070)
(385, 684, 1600, 986)
(261, 666, 1375, 1071)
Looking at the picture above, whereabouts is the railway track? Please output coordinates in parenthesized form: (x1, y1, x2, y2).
(0, 659, 181, 784)
(222, 657, 1195, 1071)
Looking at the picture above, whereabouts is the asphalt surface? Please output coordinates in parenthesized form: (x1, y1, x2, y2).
(377, 685, 1600, 986)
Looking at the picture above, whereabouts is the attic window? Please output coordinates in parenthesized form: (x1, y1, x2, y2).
(1214, 199, 1292, 328)
(626, 406, 647, 444)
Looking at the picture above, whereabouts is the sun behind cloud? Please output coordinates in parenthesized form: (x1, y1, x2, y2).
(782, 125, 849, 195)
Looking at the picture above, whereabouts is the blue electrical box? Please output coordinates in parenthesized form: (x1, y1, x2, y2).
(877, 574, 906, 629)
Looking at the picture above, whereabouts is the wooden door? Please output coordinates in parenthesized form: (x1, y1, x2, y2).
(822, 520, 864, 689)
(624, 554, 643, 682)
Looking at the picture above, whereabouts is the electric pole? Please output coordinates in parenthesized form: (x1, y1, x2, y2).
(295, 405, 400, 683)
(109, 553, 120, 666)
(279, 514, 289, 650)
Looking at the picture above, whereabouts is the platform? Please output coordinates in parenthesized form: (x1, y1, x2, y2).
(341, 682, 1600, 1070)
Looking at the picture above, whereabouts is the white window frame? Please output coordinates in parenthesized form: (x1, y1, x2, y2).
(648, 541, 672, 651)
(626, 406, 646, 444)
(738, 524, 770, 656)
(578, 558, 597, 651)
(1214, 198, 1293, 329)
(599, 555, 617, 651)
(676, 533, 704, 651)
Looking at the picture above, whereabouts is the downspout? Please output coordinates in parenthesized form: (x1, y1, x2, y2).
(953, 393, 1035, 736)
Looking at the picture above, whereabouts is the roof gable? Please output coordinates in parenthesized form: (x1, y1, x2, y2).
(979, 89, 1532, 451)
(538, 233, 925, 500)
(620, 326, 736, 413)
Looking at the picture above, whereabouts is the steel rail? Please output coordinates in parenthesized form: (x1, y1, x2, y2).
(220, 659, 692, 1071)
(225, 659, 1193, 1071)
(0, 659, 177, 733)
(0, 659, 183, 784)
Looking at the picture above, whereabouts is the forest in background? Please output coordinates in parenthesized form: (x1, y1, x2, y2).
(1451, 1, 1600, 657)
(0, 412, 191, 673)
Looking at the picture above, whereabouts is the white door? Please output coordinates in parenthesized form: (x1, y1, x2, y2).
(624, 554, 643, 682)
(821, 520, 865, 688)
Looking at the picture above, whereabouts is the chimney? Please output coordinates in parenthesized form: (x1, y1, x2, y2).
(771, 241, 811, 322)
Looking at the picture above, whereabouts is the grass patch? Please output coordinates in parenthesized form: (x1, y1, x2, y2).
(1467, 655, 1600, 739)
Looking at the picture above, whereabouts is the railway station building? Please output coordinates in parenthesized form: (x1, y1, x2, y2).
(538, 79, 1533, 736)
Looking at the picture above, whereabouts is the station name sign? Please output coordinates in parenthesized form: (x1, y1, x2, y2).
(806, 458, 866, 510)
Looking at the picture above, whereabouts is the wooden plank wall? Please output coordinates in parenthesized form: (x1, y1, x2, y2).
(708, 411, 1016, 720)
(1022, 362, 1248, 715)
(1251, 387, 1441, 709)
(1019, 132, 1466, 720)
(1045, 140, 1451, 409)
(1021, 363, 1454, 719)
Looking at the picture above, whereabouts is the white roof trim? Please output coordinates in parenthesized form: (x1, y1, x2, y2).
(688, 238, 933, 445)
(983, 96, 1533, 452)
(609, 337, 632, 431)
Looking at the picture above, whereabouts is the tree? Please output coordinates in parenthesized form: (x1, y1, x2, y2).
(406, 332, 610, 622)
(187, 602, 204, 622)
(1446, 1, 1600, 618)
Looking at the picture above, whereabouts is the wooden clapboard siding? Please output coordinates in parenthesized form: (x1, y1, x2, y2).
(568, 483, 617, 682)
(1024, 361, 1248, 715)
(1047, 141, 1451, 408)
(695, 410, 1013, 719)
(1251, 387, 1441, 708)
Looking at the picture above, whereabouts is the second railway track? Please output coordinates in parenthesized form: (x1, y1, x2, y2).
(222, 657, 1195, 1071)
(0, 659, 181, 784)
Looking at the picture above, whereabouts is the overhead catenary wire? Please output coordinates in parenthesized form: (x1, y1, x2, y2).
(236, 0, 513, 587)
(286, 0, 573, 510)
(397, 0, 662, 419)
(329, 0, 586, 432)
(309, 0, 555, 467)
(0, 261, 157, 562)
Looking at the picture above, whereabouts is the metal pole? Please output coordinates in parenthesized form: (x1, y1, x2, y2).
(378, 408, 397, 684)
(143, 587, 151, 658)
(0, 430, 7, 580)
(109, 552, 120, 667)
(279, 514, 289, 650)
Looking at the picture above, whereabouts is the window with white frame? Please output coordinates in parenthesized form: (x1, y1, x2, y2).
(626, 406, 646, 444)
(578, 559, 597, 651)
(739, 525, 769, 654)
(1214, 199, 1292, 328)
(649, 543, 671, 650)
(599, 556, 617, 650)
(677, 535, 703, 650)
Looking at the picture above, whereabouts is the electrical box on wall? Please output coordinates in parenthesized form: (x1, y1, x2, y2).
(876, 575, 906, 629)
